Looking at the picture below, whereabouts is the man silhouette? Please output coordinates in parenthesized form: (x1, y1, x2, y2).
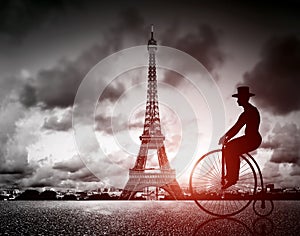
(219, 86, 262, 189)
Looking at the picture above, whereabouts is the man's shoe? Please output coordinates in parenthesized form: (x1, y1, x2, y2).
(221, 180, 237, 190)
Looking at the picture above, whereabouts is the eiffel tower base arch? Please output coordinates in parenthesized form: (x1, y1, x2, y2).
(120, 169, 184, 200)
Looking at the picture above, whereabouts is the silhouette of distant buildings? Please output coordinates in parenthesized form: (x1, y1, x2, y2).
(0, 187, 123, 201)
(0, 184, 299, 201)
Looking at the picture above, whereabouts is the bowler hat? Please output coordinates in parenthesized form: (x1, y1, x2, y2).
(232, 86, 255, 98)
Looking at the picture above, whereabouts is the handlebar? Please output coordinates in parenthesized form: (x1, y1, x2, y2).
(220, 136, 229, 149)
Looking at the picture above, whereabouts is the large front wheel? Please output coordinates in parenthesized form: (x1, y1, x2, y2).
(190, 150, 257, 217)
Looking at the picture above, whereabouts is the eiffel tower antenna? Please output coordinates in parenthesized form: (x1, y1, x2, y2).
(151, 24, 154, 39)
(120, 25, 184, 200)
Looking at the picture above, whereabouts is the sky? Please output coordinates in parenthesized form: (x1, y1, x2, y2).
(0, 0, 300, 191)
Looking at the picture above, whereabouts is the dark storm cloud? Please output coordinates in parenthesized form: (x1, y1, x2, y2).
(262, 123, 300, 166)
(243, 35, 300, 115)
(19, 84, 37, 107)
(17, 5, 226, 109)
(18, 44, 123, 109)
(107, 7, 146, 48)
(0, 166, 31, 175)
(163, 24, 224, 72)
(0, 166, 34, 188)
(20, 47, 108, 109)
(0, 0, 82, 42)
(161, 24, 225, 86)
(18, 8, 146, 109)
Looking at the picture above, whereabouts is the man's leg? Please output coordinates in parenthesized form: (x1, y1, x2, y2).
(224, 142, 240, 184)
(222, 137, 250, 188)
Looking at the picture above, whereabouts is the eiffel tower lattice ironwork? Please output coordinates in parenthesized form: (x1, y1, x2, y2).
(120, 26, 184, 200)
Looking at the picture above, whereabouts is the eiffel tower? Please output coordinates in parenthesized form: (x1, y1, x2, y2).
(120, 26, 184, 200)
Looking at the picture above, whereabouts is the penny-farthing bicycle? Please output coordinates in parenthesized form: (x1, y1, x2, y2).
(189, 140, 274, 217)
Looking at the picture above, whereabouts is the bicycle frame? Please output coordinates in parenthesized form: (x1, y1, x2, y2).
(245, 153, 264, 191)
(245, 153, 266, 209)
(221, 143, 226, 186)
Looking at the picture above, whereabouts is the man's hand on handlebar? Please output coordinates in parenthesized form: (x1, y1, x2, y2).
(218, 135, 228, 145)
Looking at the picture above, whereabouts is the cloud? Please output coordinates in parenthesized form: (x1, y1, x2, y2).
(18, 8, 146, 109)
(69, 167, 100, 183)
(262, 123, 300, 166)
(261, 162, 283, 186)
(20, 50, 106, 109)
(160, 24, 225, 86)
(94, 113, 113, 134)
(21, 162, 100, 188)
(106, 7, 146, 48)
(0, 6, 227, 189)
(53, 155, 85, 173)
(21, 164, 62, 188)
(0, 102, 27, 173)
(0, 7, 146, 189)
(243, 35, 300, 115)
(0, 0, 83, 42)
(261, 161, 300, 188)
(17, 8, 225, 109)
(0, 103, 52, 188)
(166, 24, 224, 72)
(95, 112, 143, 136)
(0, 76, 22, 101)
(42, 107, 72, 131)
(290, 165, 300, 176)
(19, 83, 37, 107)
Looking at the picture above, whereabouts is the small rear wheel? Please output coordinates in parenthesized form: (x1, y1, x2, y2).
(189, 150, 257, 217)
(253, 199, 274, 217)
